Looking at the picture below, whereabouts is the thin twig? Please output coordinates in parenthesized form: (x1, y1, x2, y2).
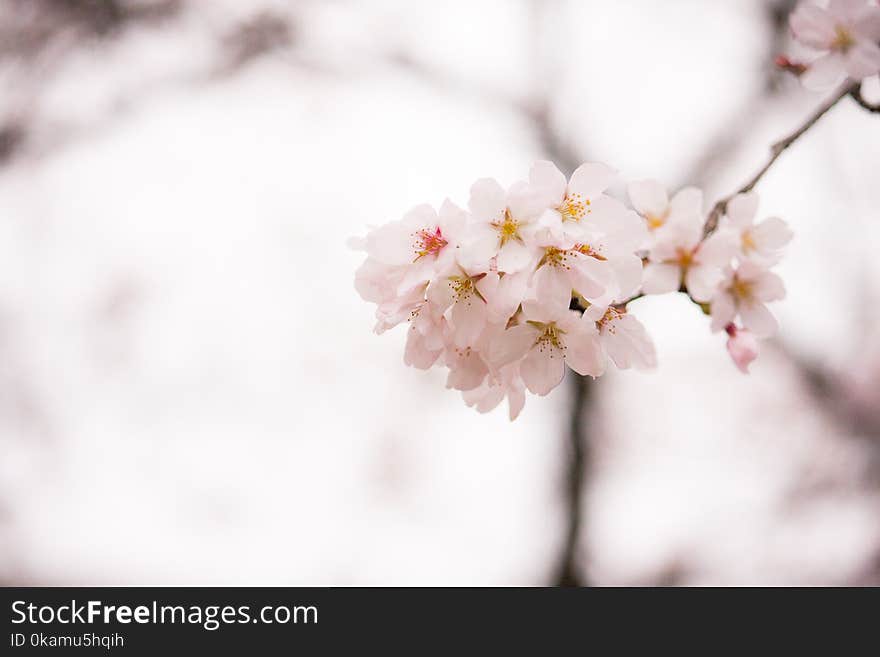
(614, 79, 863, 311)
(702, 80, 859, 236)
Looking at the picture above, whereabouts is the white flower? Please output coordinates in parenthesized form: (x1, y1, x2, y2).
(530, 234, 610, 313)
(490, 299, 604, 395)
(425, 263, 490, 348)
(586, 305, 658, 370)
(571, 201, 647, 304)
(790, 0, 880, 90)
(710, 261, 786, 338)
(643, 224, 736, 302)
(526, 160, 618, 242)
(403, 301, 447, 370)
(461, 363, 527, 421)
(461, 177, 547, 273)
(722, 192, 793, 266)
(478, 269, 531, 324)
(627, 179, 703, 237)
(445, 343, 490, 391)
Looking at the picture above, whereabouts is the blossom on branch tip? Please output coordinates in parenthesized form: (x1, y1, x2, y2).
(721, 192, 793, 266)
(352, 160, 792, 417)
(789, 0, 880, 89)
(642, 223, 736, 302)
(710, 261, 786, 338)
(627, 179, 703, 238)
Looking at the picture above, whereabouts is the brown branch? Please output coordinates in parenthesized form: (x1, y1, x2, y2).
(702, 80, 859, 236)
(615, 79, 861, 311)
(553, 371, 592, 586)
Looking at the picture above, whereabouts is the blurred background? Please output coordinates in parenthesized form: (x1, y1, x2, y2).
(1, 0, 879, 586)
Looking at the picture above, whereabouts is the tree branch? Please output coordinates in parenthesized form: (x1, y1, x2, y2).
(702, 80, 859, 236)
(553, 371, 592, 586)
(615, 79, 865, 312)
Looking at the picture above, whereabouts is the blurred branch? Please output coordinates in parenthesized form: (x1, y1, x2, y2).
(554, 372, 592, 586)
(678, 0, 796, 190)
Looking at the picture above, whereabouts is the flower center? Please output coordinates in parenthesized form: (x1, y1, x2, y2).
(674, 247, 694, 269)
(741, 230, 756, 253)
(730, 276, 753, 302)
(574, 243, 607, 261)
(447, 273, 486, 303)
(527, 321, 566, 353)
(557, 192, 590, 222)
(832, 25, 855, 52)
(597, 306, 622, 332)
(413, 226, 448, 260)
(540, 246, 571, 269)
(491, 208, 523, 246)
(645, 210, 668, 230)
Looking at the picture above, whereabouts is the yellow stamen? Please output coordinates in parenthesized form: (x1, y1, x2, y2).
(674, 247, 694, 269)
(527, 320, 566, 353)
(491, 208, 523, 246)
(646, 211, 668, 230)
(731, 276, 753, 301)
(557, 193, 590, 223)
(832, 25, 855, 52)
(539, 246, 571, 269)
(574, 243, 607, 261)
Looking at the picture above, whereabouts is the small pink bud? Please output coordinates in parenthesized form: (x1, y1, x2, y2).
(775, 55, 807, 76)
(725, 324, 759, 374)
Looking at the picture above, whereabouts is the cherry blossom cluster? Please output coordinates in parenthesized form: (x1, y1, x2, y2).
(784, 0, 880, 89)
(633, 182, 792, 374)
(352, 162, 791, 420)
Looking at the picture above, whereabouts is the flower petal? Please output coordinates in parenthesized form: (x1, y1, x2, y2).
(641, 262, 681, 295)
(469, 177, 507, 221)
(568, 162, 617, 199)
(801, 53, 847, 90)
(627, 179, 668, 217)
(520, 346, 565, 396)
(529, 160, 567, 204)
(740, 301, 778, 337)
(845, 41, 880, 79)
(790, 3, 836, 49)
(726, 192, 758, 228)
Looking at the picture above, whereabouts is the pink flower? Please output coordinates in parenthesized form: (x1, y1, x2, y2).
(353, 160, 792, 421)
(461, 363, 527, 421)
(722, 192, 793, 266)
(790, 0, 880, 89)
(403, 302, 447, 370)
(710, 261, 786, 338)
(461, 177, 547, 274)
(526, 160, 618, 241)
(445, 343, 490, 391)
(530, 235, 610, 313)
(586, 305, 658, 370)
(490, 299, 604, 395)
(725, 324, 760, 374)
(627, 179, 703, 238)
(643, 224, 736, 302)
(425, 264, 490, 348)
